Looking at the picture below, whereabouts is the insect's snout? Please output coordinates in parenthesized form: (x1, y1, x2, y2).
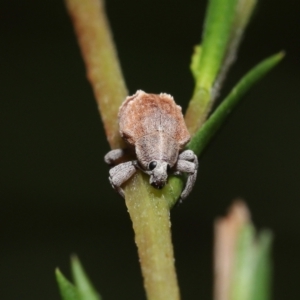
(150, 180, 165, 189)
(149, 161, 169, 190)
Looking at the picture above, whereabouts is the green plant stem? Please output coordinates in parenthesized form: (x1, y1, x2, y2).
(185, 0, 238, 134)
(188, 52, 284, 156)
(65, 0, 128, 149)
(125, 172, 181, 300)
(185, 0, 259, 135)
(65, 1, 183, 298)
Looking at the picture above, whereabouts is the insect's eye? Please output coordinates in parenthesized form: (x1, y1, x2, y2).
(149, 161, 157, 170)
(167, 164, 171, 172)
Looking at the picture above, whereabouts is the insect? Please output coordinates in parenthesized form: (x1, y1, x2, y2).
(104, 90, 198, 204)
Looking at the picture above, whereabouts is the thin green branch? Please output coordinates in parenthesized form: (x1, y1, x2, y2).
(124, 172, 181, 300)
(185, 0, 257, 135)
(65, 0, 128, 149)
(188, 52, 285, 156)
(65, 1, 181, 298)
(185, 0, 239, 134)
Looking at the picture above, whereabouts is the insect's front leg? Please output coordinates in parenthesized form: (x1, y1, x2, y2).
(104, 149, 126, 165)
(174, 150, 198, 204)
(108, 161, 138, 198)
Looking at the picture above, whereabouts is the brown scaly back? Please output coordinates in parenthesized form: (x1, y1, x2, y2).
(118, 90, 190, 148)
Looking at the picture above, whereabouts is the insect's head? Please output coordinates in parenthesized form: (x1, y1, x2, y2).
(148, 160, 171, 189)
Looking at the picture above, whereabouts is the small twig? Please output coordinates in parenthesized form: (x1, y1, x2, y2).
(65, 2, 180, 299)
(65, 0, 127, 149)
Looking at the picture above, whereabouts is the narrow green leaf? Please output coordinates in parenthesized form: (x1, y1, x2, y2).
(252, 230, 273, 300)
(212, 0, 257, 100)
(229, 225, 273, 300)
(56, 268, 80, 300)
(188, 51, 284, 156)
(190, 45, 202, 81)
(231, 224, 256, 300)
(71, 256, 101, 300)
(195, 0, 238, 89)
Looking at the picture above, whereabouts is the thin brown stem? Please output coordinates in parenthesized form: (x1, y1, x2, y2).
(65, 2, 181, 299)
(65, 0, 128, 149)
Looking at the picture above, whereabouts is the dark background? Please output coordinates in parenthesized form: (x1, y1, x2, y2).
(0, 0, 299, 299)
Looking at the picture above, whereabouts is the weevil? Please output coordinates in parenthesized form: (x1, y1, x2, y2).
(104, 90, 198, 204)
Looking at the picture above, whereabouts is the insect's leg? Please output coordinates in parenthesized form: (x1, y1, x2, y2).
(178, 150, 197, 162)
(175, 150, 198, 204)
(108, 161, 138, 198)
(104, 149, 126, 165)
